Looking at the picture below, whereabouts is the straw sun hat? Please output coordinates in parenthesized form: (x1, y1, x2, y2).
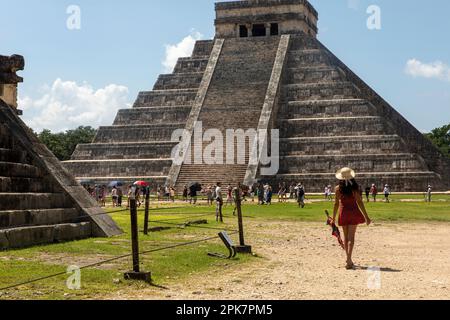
(335, 167, 356, 181)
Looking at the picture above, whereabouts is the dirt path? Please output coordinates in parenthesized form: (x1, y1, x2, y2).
(107, 220, 450, 300)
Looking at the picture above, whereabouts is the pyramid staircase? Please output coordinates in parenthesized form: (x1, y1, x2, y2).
(175, 37, 281, 189)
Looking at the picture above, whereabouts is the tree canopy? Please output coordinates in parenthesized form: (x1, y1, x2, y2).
(425, 124, 450, 158)
(37, 126, 97, 161)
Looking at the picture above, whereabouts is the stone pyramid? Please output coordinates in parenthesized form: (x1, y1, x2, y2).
(0, 55, 122, 250)
(65, 0, 450, 192)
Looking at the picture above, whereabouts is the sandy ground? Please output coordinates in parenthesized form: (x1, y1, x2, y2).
(107, 220, 450, 300)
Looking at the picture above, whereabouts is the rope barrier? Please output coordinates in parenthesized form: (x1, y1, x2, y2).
(0, 231, 238, 292)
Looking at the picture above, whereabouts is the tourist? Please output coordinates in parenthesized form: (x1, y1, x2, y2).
(182, 185, 188, 202)
(297, 183, 305, 208)
(117, 186, 123, 207)
(332, 168, 372, 270)
(370, 184, 378, 202)
(165, 186, 170, 202)
(94, 185, 101, 205)
(135, 187, 142, 207)
(226, 185, 233, 206)
(111, 186, 118, 207)
(278, 183, 284, 203)
(257, 183, 265, 205)
(266, 185, 273, 205)
(426, 184, 432, 203)
(169, 187, 176, 202)
(264, 183, 270, 204)
(327, 185, 333, 201)
(126, 185, 132, 209)
(206, 185, 213, 206)
(280, 183, 287, 202)
(383, 184, 391, 203)
(365, 186, 371, 202)
(100, 185, 106, 207)
(241, 185, 249, 202)
(289, 184, 295, 200)
(215, 182, 224, 223)
(324, 185, 332, 201)
(189, 184, 198, 205)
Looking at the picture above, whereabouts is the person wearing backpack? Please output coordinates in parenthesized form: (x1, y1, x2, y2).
(297, 183, 306, 208)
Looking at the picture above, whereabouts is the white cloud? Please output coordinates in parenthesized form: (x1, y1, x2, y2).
(405, 59, 450, 81)
(162, 30, 203, 73)
(19, 78, 130, 133)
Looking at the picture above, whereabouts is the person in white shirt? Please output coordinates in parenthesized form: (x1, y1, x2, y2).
(215, 182, 224, 223)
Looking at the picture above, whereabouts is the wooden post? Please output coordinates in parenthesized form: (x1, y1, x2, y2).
(124, 187, 151, 282)
(143, 187, 150, 235)
(129, 198, 140, 272)
(234, 188, 252, 254)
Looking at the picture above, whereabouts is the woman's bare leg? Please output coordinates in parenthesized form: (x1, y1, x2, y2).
(342, 226, 350, 264)
(347, 225, 358, 267)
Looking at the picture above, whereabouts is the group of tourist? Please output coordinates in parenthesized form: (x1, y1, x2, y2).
(82, 180, 435, 212)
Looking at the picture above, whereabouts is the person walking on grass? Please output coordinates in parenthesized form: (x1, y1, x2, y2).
(257, 183, 265, 205)
(297, 183, 305, 208)
(383, 184, 391, 203)
(332, 168, 372, 270)
(365, 186, 371, 203)
(226, 185, 233, 206)
(182, 185, 188, 202)
(426, 184, 432, 203)
(111, 186, 118, 207)
(170, 187, 176, 202)
(370, 184, 378, 202)
(215, 182, 224, 223)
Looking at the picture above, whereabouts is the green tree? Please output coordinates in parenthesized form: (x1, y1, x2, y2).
(37, 126, 97, 161)
(426, 124, 450, 158)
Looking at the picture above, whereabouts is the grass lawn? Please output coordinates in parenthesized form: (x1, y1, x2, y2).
(0, 195, 449, 300)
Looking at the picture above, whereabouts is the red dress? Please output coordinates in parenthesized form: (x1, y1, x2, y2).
(338, 193, 366, 226)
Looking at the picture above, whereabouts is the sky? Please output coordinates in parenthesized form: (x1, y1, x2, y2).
(0, 0, 449, 133)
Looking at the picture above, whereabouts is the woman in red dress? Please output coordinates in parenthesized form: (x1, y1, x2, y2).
(332, 168, 372, 269)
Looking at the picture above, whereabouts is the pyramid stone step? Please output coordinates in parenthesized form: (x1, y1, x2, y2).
(285, 82, 361, 101)
(281, 99, 376, 118)
(71, 142, 177, 160)
(153, 73, 204, 90)
(0, 208, 81, 229)
(0, 148, 27, 163)
(286, 66, 346, 84)
(174, 57, 209, 73)
(289, 35, 321, 50)
(113, 106, 191, 125)
(0, 125, 12, 149)
(192, 40, 214, 57)
(281, 135, 404, 156)
(287, 49, 331, 67)
(0, 193, 72, 211)
(93, 123, 184, 143)
(64, 159, 172, 178)
(76, 176, 167, 187)
(280, 116, 391, 138)
(0, 222, 92, 250)
(133, 90, 197, 108)
(0, 176, 55, 193)
(0, 161, 41, 178)
(279, 153, 426, 174)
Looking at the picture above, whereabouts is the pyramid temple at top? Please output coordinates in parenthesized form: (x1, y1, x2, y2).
(65, 0, 450, 192)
